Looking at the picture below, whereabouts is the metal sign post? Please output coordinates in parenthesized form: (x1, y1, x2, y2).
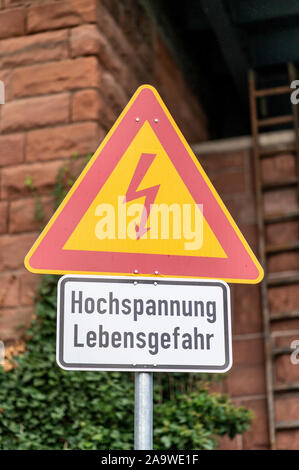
(134, 372, 153, 450)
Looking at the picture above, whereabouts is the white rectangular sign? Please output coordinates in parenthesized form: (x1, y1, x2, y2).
(56, 275, 232, 373)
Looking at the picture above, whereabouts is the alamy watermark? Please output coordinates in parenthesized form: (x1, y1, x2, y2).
(290, 339, 299, 365)
(94, 198, 204, 251)
(290, 80, 299, 105)
(0, 80, 4, 104)
(0, 340, 4, 365)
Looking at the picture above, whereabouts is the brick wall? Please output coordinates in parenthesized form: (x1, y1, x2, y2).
(0, 0, 209, 342)
(196, 141, 299, 450)
(196, 146, 265, 449)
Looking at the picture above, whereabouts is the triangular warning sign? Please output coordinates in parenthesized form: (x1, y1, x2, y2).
(25, 85, 264, 284)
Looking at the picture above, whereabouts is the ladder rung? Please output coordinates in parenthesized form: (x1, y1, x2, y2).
(264, 210, 299, 225)
(262, 178, 298, 192)
(258, 115, 293, 127)
(275, 420, 299, 431)
(272, 346, 293, 357)
(270, 310, 299, 321)
(259, 145, 296, 159)
(275, 382, 299, 393)
(267, 270, 299, 287)
(255, 86, 292, 97)
(266, 241, 299, 255)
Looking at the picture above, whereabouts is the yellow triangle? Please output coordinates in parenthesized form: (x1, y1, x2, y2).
(64, 121, 227, 258)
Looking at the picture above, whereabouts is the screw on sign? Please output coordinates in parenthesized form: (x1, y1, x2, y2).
(24, 85, 264, 450)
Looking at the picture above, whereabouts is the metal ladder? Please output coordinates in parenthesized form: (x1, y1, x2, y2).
(249, 63, 299, 450)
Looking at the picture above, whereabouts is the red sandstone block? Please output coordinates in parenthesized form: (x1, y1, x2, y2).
(3, 0, 26, 7)
(268, 284, 299, 313)
(276, 429, 299, 450)
(266, 221, 299, 246)
(0, 30, 68, 69)
(235, 195, 257, 225)
(122, 7, 153, 60)
(27, 0, 98, 33)
(198, 151, 245, 173)
(0, 134, 24, 167)
(72, 89, 102, 122)
(225, 338, 266, 396)
(1, 94, 70, 133)
(0, 306, 33, 341)
(71, 24, 102, 57)
(9, 196, 54, 233)
(267, 252, 299, 273)
(97, 4, 145, 79)
(1, 160, 63, 199)
(226, 363, 266, 398)
(233, 285, 262, 335)
(271, 317, 299, 333)
(217, 434, 241, 450)
(96, 4, 209, 142)
(263, 188, 297, 216)
(0, 272, 19, 307)
(275, 395, 299, 423)
(72, 89, 116, 129)
(99, 71, 128, 115)
(261, 153, 296, 184)
(210, 170, 246, 195)
(20, 270, 40, 306)
(0, 7, 25, 39)
(0, 232, 38, 270)
(231, 337, 264, 366)
(242, 398, 269, 449)
(0, 202, 8, 234)
(26, 122, 102, 162)
(101, 0, 150, 51)
(12, 57, 100, 98)
(71, 24, 138, 95)
(276, 429, 299, 451)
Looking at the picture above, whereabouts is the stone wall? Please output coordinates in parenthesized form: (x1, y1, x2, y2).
(0, 0, 209, 341)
